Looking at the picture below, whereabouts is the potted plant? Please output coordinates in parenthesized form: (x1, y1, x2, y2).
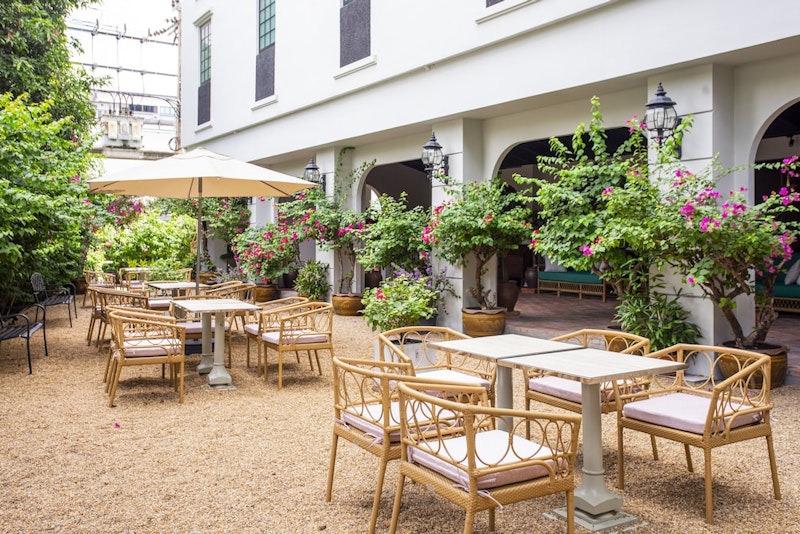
(361, 266, 451, 331)
(519, 97, 700, 349)
(280, 151, 375, 315)
(294, 259, 331, 301)
(231, 221, 300, 300)
(647, 154, 800, 386)
(358, 192, 430, 277)
(424, 175, 532, 336)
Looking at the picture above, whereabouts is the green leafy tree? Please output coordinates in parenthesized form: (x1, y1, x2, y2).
(518, 96, 656, 300)
(87, 211, 196, 273)
(0, 93, 96, 311)
(0, 0, 100, 135)
(424, 176, 531, 309)
(358, 192, 429, 272)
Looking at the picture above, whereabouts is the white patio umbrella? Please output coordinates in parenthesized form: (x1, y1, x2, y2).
(88, 147, 315, 290)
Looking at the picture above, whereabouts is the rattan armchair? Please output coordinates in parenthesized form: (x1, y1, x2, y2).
(92, 288, 151, 348)
(525, 329, 650, 416)
(261, 301, 333, 389)
(242, 296, 309, 370)
(377, 326, 496, 405)
(616, 344, 780, 523)
(105, 309, 187, 407)
(390, 381, 581, 534)
(81, 270, 117, 307)
(326, 356, 415, 534)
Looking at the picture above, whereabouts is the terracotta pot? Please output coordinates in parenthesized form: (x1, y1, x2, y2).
(331, 293, 364, 316)
(496, 281, 520, 312)
(253, 283, 280, 303)
(365, 269, 383, 289)
(461, 307, 506, 337)
(524, 267, 538, 291)
(719, 341, 787, 389)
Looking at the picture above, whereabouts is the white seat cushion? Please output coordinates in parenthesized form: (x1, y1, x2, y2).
(261, 330, 329, 345)
(416, 369, 491, 390)
(528, 376, 582, 403)
(622, 392, 763, 434)
(408, 429, 559, 489)
(122, 338, 182, 357)
(341, 401, 453, 443)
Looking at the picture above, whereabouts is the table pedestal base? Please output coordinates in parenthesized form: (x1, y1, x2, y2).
(197, 354, 213, 374)
(207, 363, 232, 386)
(553, 507, 640, 532)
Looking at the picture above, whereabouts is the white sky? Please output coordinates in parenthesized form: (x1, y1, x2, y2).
(67, 0, 179, 98)
(68, 0, 177, 37)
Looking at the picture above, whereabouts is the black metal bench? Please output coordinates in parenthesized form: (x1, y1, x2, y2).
(0, 304, 48, 374)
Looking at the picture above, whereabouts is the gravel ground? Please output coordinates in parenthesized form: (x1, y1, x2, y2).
(1, 303, 798, 533)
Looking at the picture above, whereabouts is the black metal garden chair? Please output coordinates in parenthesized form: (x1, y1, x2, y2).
(30, 272, 77, 327)
(0, 304, 47, 374)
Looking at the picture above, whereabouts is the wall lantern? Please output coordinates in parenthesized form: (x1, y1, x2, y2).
(644, 82, 680, 145)
(421, 132, 449, 180)
(303, 157, 326, 189)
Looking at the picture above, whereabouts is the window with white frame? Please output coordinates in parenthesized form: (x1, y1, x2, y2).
(256, 0, 276, 100)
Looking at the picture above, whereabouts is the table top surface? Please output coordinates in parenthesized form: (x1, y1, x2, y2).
(504, 348, 687, 383)
(172, 298, 260, 313)
(148, 281, 207, 290)
(429, 334, 584, 360)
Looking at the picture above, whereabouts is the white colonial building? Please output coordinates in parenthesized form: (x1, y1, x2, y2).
(178, 0, 800, 340)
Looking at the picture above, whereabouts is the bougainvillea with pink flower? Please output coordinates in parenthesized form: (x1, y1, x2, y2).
(518, 96, 800, 349)
(425, 175, 531, 309)
(655, 161, 800, 348)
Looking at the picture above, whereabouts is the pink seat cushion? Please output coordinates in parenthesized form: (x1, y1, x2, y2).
(408, 429, 559, 489)
(528, 376, 582, 403)
(243, 324, 259, 336)
(175, 321, 227, 335)
(416, 369, 491, 390)
(122, 338, 182, 357)
(622, 392, 764, 434)
(261, 330, 329, 345)
(148, 299, 172, 310)
(341, 401, 453, 443)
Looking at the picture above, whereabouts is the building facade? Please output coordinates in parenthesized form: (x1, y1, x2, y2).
(179, 0, 800, 340)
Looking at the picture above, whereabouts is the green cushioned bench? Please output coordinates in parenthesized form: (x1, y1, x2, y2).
(759, 254, 800, 313)
(537, 270, 609, 301)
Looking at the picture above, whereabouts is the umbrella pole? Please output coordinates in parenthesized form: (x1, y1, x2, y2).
(196, 178, 203, 294)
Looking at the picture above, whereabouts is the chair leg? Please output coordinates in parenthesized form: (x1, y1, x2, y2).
(369, 459, 390, 534)
(325, 432, 339, 502)
(766, 433, 782, 500)
(388, 473, 406, 534)
(277, 351, 284, 390)
(650, 434, 659, 460)
(488, 507, 495, 531)
(616, 425, 625, 489)
(566, 489, 575, 534)
(463, 509, 475, 534)
(176, 360, 185, 403)
(108, 361, 123, 407)
(703, 448, 713, 523)
(245, 335, 252, 368)
(314, 350, 322, 376)
(684, 443, 694, 472)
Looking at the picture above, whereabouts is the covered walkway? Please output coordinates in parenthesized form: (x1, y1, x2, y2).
(506, 290, 800, 385)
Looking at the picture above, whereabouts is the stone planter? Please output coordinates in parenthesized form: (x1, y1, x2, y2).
(331, 293, 364, 316)
(461, 307, 506, 337)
